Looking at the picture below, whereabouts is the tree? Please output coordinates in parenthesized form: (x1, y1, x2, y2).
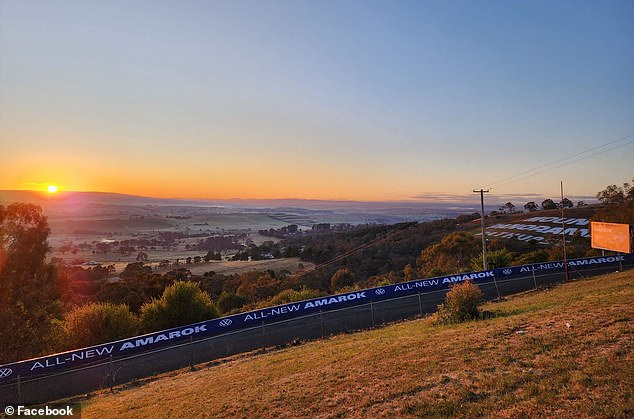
(217, 292, 248, 314)
(204, 251, 222, 262)
(470, 249, 512, 271)
(120, 262, 152, 279)
(416, 232, 480, 277)
(329, 268, 355, 292)
(53, 302, 139, 351)
(594, 178, 634, 225)
(118, 245, 135, 256)
(235, 271, 281, 301)
(513, 249, 549, 265)
(559, 198, 573, 209)
(95, 242, 111, 253)
(403, 264, 417, 280)
(140, 281, 219, 332)
(524, 202, 539, 212)
(0, 204, 51, 302)
(504, 202, 516, 214)
(0, 203, 67, 363)
(136, 252, 148, 262)
(576, 201, 587, 207)
(256, 286, 324, 309)
(541, 199, 557, 210)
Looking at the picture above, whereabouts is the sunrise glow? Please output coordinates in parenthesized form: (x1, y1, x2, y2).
(0, 1, 632, 201)
(47, 185, 58, 193)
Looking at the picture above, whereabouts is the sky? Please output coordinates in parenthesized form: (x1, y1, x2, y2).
(1, 0, 633, 202)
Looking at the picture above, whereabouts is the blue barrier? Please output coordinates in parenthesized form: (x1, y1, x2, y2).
(0, 254, 631, 382)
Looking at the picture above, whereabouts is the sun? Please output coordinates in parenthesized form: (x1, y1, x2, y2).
(47, 185, 58, 193)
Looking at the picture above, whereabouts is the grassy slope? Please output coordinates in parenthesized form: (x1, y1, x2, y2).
(82, 270, 633, 418)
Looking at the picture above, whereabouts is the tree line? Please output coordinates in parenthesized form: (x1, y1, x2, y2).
(493, 198, 583, 216)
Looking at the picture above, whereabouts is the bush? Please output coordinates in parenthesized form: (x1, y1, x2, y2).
(140, 281, 219, 332)
(119, 262, 152, 279)
(512, 249, 549, 265)
(470, 249, 513, 271)
(255, 286, 324, 309)
(329, 268, 355, 292)
(217, 292, 248, 314)
(54, 302, 139, 351)
(417, 232, 480, 277)
(435, 280, 483, 325)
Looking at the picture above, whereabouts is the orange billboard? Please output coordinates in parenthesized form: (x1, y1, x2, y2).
(591, 222, 632, 253)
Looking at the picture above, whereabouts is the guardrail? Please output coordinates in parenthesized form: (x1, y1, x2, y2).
(1, 254, 632, 404)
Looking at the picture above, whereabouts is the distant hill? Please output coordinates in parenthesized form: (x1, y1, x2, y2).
(0, 190, 487, 219)
(0, 190, 207, 207)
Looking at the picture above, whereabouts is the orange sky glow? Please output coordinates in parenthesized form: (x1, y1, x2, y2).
(1, 2, 632, 203)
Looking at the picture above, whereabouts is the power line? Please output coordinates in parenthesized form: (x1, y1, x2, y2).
(482, 133, 634, 190)
(293, 133, 634, 280)
(294, 221, 419, 279)
(490, 138, 634, 190)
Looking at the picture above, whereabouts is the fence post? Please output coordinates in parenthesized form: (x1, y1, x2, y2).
(17, 375, 21, 404)
(532, 268, 537, 289)
(618, 252, 624, 272)
(261, 320, 266, 350)
(417, 292, 423, 315)
(370, 301, 375, 328)
(109, 354, 114, 392)
(319, 310, 325, 338)
(493, 276, 502, 300)
(189, 336, 194, 371)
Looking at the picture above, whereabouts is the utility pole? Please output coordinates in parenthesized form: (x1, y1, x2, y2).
(560, 181, 569, 281)
(473, 189, 490, 270)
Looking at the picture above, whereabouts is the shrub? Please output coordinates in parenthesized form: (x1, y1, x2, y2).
(255, 286, 324, 309)
(235, 271, 281, 301)
(140, 281, 219, 332)
(330, 268, 355, 292)
(435, 280, 483, 325)
(512, 249, 549, 265)
(470, 249, 513, 271)
(417, 232, 480, 277)
(119, 262, 152, 279)
(217, 292, 248, 314)
(54, 302, 139, 351)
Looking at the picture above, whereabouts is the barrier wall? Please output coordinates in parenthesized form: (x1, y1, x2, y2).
(1, 254, 632, 404)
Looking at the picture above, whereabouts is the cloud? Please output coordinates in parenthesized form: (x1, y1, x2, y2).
(493, 193, 544, 198)
(411, 193, 478, 203)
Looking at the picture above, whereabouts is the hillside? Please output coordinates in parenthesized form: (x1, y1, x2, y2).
(80, 269, 634, 417)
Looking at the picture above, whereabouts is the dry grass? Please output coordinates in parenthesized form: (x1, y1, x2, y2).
(81, 270, 634, 418)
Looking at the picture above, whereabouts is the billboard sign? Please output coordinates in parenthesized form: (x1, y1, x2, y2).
(591, 222, 632, 253)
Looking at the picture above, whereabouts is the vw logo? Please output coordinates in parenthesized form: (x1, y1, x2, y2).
(503, 269, 512, 275)
(0, 368, 13, 378)
(375, 288, 386, 296)
(219, 319, 232, 327)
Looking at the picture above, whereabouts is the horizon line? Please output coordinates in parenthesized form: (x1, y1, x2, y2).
(0, 188, 597, 205)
